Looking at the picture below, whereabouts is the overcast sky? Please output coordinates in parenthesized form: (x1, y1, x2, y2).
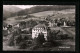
(3, 5, 36, 9)
(14, 5, 36, 9)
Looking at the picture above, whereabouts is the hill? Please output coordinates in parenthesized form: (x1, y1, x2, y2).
(5, 9, 75, 25)
(3, 10, 12, 20)
(3, 5, 75, 19)
(3, 5, 22, 19)
(30, 9, 75, 19)
(3, 5, 22, 13)
(17, 5, 75, 16)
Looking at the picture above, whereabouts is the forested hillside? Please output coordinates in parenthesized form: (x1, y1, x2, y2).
(16, 5, 75, 16)
(3, 5, 22, 20)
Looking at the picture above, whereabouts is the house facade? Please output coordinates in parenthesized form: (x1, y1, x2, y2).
(32, 24, 47, 40)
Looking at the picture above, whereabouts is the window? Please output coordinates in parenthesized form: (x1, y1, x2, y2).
(35, 35, 37, 36)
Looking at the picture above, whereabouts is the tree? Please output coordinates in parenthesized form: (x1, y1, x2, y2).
(8, 34, 15, 46)
(8, 28, 22, 46)
(19, 21, 26, 29)
(19, 41, 28, 49)
(39, 21, 49, 26)
(24, 36, 29, 40)
(29, 28, 32, 34)
(47, 30, 54, 42)
(32, 37, 38, 45)
(38, 33, 45, 44)
(16, 35, 23, 45)
(26, 19, 37, 28)
(34, 32, 45, 45)
(13, 28, 21, 35)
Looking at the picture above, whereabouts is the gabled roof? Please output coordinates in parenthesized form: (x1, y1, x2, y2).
(33, 24, 47, 29)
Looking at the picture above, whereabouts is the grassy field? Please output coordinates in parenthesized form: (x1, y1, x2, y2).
(30, 9, 75, 17)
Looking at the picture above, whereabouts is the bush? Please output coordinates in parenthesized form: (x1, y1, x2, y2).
(56, 33, 69, 40)
(19, 41, 28, 49)
(59, 34, 69, 39)
(42, 41, 62, 47)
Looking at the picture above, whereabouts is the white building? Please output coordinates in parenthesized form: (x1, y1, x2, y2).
(32, 24, 47, 40)
(3, 27, 7, 30)
(48, 22, 53, 27)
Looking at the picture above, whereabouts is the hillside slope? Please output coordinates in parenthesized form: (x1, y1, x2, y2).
(17, 5, 75, 16)
(3, 5, 22, 13)
(30, 9, 75, 19)
(3, 10, 12, 20)
(5, 9, 75, 25)
(3, 5, 23, 19)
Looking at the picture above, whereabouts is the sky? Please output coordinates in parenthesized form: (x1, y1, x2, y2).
(3, 5, 36, 9)
(13, 5, 35, 9)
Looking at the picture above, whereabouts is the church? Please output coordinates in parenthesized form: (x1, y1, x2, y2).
(32, 24, 48, 40)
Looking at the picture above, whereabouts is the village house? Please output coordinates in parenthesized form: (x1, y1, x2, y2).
(48, 22, 53, 27)
(32, 24, 48, 40)
(3, 26, 7, 30)
(48, 21, 57, 27)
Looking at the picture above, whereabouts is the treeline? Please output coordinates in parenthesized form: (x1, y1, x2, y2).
(13, 5, 75, 16)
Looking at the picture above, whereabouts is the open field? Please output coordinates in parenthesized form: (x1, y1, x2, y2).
(30, 9, 75, 17)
